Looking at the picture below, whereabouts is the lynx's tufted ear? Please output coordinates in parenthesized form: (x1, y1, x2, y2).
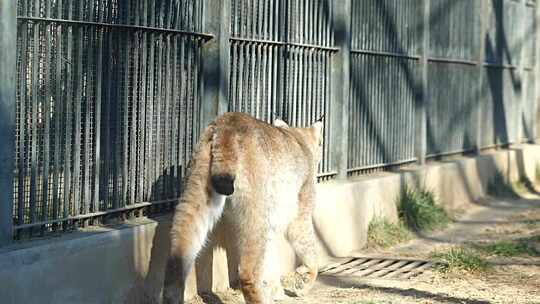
(273, 118, 289, 128)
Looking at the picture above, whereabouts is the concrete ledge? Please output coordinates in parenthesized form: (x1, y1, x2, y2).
(1, 144, 539, 304)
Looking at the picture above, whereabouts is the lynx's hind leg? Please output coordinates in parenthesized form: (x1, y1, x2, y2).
(284, 181, 318, 297)
(231, 210, 273, 304)
(163, 191, 226, 304)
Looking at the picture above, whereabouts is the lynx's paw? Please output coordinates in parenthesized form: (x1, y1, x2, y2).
(281, 266, 317, 297)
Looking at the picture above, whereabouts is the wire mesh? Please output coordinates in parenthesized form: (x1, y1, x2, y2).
(426, 63, 478, 156)
(428, 0, 479, 61)
(480, 66, 522, 147)
(228, 0, 337, 179)
(14, 0, 205, 236)
(348, 54, 417, 172)
(426, 0, 479, 157)
(8, 0, 540, 239)
(522, 69, 537, 142)
(348, 0, 420, 174)
(485, 0, 523, 66)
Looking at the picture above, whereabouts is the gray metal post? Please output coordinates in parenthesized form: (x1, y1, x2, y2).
(201, 0, 229, 131)
(332, 0, 351, 179)
(533, 3, 540, 144)
(217, 0, 230, 116)
(476, 0, 487, 153)
(0, 0, 16, 245)
(416, 0, 430, 165)
(517, 0, 526, 144)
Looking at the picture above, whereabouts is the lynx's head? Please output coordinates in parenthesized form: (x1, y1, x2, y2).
(273, 118, 324, 166)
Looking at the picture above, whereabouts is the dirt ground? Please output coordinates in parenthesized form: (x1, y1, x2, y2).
(188, 192, 540, 304)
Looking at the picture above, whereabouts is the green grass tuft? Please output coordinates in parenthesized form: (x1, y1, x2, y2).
(397, 187, 450, 232)
(432, 247, 490, 273)
(536, 163, 540, 183)
(477, 240, 535, 257)
(367, 217, 413, 248)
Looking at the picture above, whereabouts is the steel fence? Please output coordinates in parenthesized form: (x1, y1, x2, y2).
(347, 0, 420, 174)
(0, 0, 539, 241)
(12, 0, 210, 238)
(228, 0, 338, 178)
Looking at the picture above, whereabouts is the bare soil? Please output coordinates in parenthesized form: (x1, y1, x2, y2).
(188, 192, 540, 304)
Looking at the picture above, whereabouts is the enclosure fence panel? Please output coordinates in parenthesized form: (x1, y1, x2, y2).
(426, 0, 480, 157)
(228, 0, 338, 179)
(13, 0, 209, 237)
(480, 0, 531, 147)
(348, 0, 420, 174)
(3, 0, 540, 240)
(522, 1, 538, 142)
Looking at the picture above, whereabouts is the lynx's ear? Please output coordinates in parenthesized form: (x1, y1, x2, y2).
(273, 118, 289, 128)
(311, 121, 324, 145)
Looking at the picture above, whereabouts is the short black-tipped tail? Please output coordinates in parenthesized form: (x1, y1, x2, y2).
(210, 128, 238, 196)
(211, 174, 235, 195)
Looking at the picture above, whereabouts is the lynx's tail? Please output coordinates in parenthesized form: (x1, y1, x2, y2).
(209, 126, 239, 195)
(163, 122, 238, 303)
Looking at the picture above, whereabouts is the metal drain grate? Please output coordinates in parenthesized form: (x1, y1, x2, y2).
(319, 257, 433, 280)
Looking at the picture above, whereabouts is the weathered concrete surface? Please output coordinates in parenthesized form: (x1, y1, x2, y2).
(0, 144, 539, 304)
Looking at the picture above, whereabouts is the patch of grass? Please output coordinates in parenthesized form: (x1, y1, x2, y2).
(367, 217, 413, 248)
(397, 187, 450, 232)
(536, 163, 540, 183)
(432, 247, 490, 273)
(487, 169, 519, 198)
(477, 240, 535, 257)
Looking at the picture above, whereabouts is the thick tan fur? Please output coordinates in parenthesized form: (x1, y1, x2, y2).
(163, 112, 323, 304)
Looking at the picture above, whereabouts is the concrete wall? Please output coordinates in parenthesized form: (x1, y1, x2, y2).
(1, 144, 539, 304)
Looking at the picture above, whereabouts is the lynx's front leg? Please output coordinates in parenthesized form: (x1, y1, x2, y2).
(285, 180, 318, 297)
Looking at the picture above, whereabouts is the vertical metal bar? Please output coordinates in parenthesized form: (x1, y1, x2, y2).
(0, 0, 16, 244)
(218, 0, 231, 114)
(162, 35, 170, 198)
(154, 36, 162, 199)
(122, 33, 130, 206)
(169, 35, 177, 195)
(73, 14, 84, 218)
(177, 36, 187, 181)
(416, 0, 430, 165)
(52, 1, 63, 227)
(93, 27, 102, 213)
(63, 2, 74, 225)
(518, 0, 527, 143)
(29, 18, 39, 229)
(42, 14, 53, 234)
(145, 31, 155, 201)
(83, 21, 93, 218)
(476, 0, 487, 152)
(536, 0, 540, 142)
(332, 0, 351, 179)
(138, 30, 147, 202)
(129, 30, 139, 205)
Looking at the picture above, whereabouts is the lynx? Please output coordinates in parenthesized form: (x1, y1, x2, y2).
(162, 112, 323, 304)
